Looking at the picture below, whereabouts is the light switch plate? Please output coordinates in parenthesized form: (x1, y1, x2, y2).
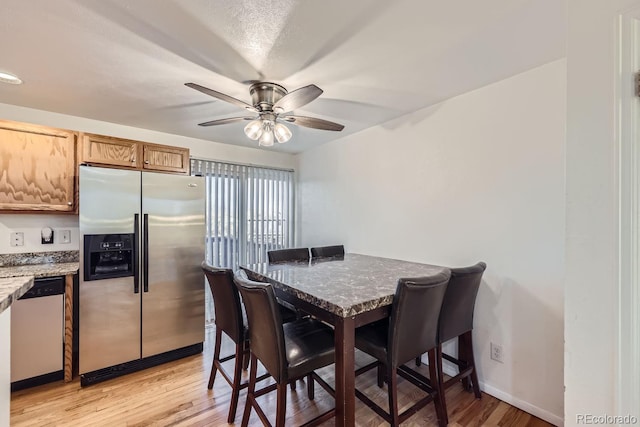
(59, 229, 71, 244)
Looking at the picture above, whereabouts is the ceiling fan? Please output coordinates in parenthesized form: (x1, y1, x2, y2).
(185, 82, 345, 147)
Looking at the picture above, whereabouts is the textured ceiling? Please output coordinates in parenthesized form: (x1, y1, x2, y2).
(0, 0, 566, 153)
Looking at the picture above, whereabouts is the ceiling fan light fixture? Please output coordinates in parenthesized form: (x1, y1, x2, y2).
(274, 122, 292, 143)
(258, 124, 274, 147)
(244, 119, 263, 140)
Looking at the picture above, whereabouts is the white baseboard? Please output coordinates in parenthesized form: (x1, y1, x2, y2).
(440, 365, 564, 427)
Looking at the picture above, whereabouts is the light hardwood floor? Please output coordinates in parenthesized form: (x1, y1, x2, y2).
(11, 326, 553, 426)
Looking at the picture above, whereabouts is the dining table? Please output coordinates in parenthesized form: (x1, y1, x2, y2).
(240, 252, 448, 427)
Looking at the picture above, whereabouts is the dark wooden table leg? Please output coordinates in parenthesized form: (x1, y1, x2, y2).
(334, 315, 355, 426)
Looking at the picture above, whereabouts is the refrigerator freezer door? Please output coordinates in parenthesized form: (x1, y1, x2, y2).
(141, 172, 205, 358)
(79, 166, 142, 374)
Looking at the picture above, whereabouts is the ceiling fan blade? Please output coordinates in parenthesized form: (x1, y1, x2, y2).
(198, 116, 254, 127)
(185, 83, 258, 112)
(273, 85, 323, 113)
(282, 115, 345, 131)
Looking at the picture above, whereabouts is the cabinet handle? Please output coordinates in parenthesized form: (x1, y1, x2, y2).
(144, 160, 150, 164)
(67, 201, 72, 206)
(131, 157, 136, 162)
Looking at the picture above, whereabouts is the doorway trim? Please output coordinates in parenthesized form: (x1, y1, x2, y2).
(617, 8, 640, 418)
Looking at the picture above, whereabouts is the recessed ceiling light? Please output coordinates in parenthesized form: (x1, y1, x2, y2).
(0, 72, 23, 85)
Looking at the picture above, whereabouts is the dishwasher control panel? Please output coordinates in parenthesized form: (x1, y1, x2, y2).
(20, 276, 65, 300)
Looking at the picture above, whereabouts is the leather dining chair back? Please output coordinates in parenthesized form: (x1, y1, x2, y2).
(439, 262, 486, 344)
(310, 245, 345, 258)
(235, 275, 288, 383)
(389, 275, 449, 368)
(267, 247, 310, 263)
(202, 263, 243, 344)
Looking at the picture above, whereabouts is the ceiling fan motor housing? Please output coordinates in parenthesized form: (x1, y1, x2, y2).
(249, 82, 287, 112)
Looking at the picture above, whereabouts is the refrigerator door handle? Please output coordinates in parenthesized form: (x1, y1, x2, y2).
(133, 214, 140, 294)
(143, 213, 149, 293)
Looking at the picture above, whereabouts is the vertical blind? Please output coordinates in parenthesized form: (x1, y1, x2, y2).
(191, 158, 295, 269)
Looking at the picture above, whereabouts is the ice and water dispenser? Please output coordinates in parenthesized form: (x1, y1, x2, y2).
(83, 234, 135, 281)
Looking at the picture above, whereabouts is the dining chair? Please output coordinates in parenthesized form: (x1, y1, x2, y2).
(234, 273, 336, 427)
(265, 248, 311, 322)
(433, 262, 487, 421)
(354, 271, 451, 427)
(310, 245, 345, 258)
(201, 262, 296, 423)
(267, 247, 310, 263)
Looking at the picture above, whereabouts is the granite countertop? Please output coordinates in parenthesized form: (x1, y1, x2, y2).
(0, 250, 79, 314)
(0, 276, 34, 314)
(0, 262, 79, 279)
(0, 250, 79, 279)
(241, 253, 449, 317)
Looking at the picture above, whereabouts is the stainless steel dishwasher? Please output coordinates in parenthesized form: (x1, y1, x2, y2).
(10, 276, 65, 391)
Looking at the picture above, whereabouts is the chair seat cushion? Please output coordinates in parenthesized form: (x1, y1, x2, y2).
(283, 318, 335, 379)
(355, 319, 389, 364)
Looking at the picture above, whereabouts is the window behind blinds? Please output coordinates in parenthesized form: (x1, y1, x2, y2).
(191, 159, 295, 269)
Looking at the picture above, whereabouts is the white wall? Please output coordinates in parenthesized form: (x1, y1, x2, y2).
(565, 1, 640, 425)
(0, 103, 296, 254)
(297, 59, 566, 424)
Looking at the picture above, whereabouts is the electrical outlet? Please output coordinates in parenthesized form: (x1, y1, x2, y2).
(10, 232, 24, 247)
(59, 229, 71, 244)
(490, 342, 504, 363)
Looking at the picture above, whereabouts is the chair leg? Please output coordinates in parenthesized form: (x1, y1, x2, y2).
(458, 334, 472, 391)
(208, 327, 222, 389)
(433, 346, 448, 426)
(275, 382, 288, 427)
(415, 355, 422, 367)
(227, 342, 244, 424)
(463, 331, 482, 398)
(387, 366, 400, 427)
(242, 339, 250, 370)
(307, 374, 315, 400)
(290, 380, 296, 390)
(377, 363, 384, 388)
(241, 354, 258, 427)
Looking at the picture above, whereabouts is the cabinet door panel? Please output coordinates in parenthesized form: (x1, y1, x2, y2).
(0, 121, 77, 212)
(82, 134, 140, 168)
(143, 144, 189, 174)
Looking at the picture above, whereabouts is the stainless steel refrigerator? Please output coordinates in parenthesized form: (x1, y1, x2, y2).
(79, 165, 205, 385)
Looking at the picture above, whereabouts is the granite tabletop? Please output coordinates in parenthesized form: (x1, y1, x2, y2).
(241, 253, 449, 318)
(0, 276, 34, 314)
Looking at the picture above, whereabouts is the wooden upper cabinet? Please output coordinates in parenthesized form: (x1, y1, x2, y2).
(142, 143, 189, 174)
(82, 133, 141, 169)
(81, 133, 189, 175)
(0, 120, 78, 213)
